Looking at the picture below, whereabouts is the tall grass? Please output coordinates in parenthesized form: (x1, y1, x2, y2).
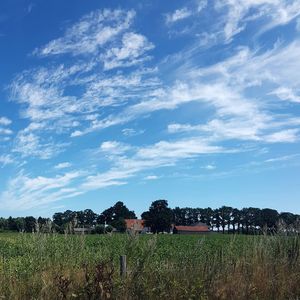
(0, 233, 299, 299)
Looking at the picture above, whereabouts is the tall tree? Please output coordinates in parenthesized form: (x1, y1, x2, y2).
(24, 216, 36, 232)
(279, 212, 296, 226)
(99, 202, 136, 223)
(53, 212, 64, 227)
(99, 201, 136, 232)
(260, 208, 279, 232)
(231, 208, 241, 234)
(142, 200, 173, 233)
(82, 209, 97, 227)
(173, 207, 187, 225)
(201, 207, 214, 227)
(241, 208, 251, 234)
(219, 206, 232, 234)
(213, 209, 221, 232)
(248, 207, 261, 233)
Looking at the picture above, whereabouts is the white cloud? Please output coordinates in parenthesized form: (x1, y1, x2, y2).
(0, 117, 11, 126)
(168, 117, 263, 142)
(12, 49, 158, 148)
(122, 128, 144, 137)
(215, 0, 300, 42)
(158, 41, 300, 145)
(0, 117, 13, 137)
(264, 129, 299, 143)
(81, 168, 134, 190)
(136, 138, 224, 160)
(166, 8, 192, 24)
(10, 9, 157, 155)
(0, 171, 84, 210)
(270, 87, 300, 103)
(82, 136, 230, 193)
(0, 128, 13, 135)
(100, 140, 132, 155)
(203, 164, 216, 170)
(54, 162, 72, 170)
(197, 0, 207, 12)
(103, 32, 154, 70)
(265, 154, 300, 163)
(0, 155, 13, 166)
(144, 175, 159, 180)
(13, 131, 67, 159)
(35, 9, 136, 57)
(76, 80, 260, 136)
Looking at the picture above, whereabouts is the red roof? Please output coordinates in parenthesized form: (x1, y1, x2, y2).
(175, 225, 209, 232)
(125, 219, 145, 230)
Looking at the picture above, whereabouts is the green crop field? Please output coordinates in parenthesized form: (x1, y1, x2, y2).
(0, 232, 299, 299)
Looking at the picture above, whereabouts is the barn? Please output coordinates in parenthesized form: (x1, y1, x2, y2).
(173, 222, 210, 234)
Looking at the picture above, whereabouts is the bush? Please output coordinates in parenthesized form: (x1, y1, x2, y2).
(94, 225, 106, 234)
(105, 225, 114, 233)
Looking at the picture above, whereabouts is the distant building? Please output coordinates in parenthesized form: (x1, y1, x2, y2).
(125, 219, 150, 234)
(173, 222, 210, 234)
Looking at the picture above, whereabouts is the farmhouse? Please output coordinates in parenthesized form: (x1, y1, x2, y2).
(125, 219, 150, 233)
(173, 222, 210, 234)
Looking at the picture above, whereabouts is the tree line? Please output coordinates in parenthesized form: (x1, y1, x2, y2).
(0, 200, 299, 234)
(0, 201, 136, 233)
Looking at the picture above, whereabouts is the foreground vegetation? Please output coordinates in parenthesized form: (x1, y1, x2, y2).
(0, 232, 299, 299)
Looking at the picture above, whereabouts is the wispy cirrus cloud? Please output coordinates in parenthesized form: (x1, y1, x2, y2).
(0, 171, 84, 210)
(165, 8, 193, 25)
(34, 9, 136, 57)
(0, 155, 13, 166)
(103, 32, 154, 70)
(13, 131, 68, 160)
(54, 162, 72, 170)
(167, 0, 300, 45)
(10, 8, 156, 158)
(213, 0, 300, 42)
(0, 117, 13, 143)
(270, 87, 300, 103)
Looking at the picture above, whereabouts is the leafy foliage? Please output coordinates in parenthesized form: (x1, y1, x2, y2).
(142, 200, 173, 233)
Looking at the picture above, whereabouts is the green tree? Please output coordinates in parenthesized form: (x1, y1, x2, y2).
(231, 208, 241, 234)
(53, 212, 64, 227)
(0, 218, 7, 231)
(201, 207, 214, 227)
(241, 208, 251, 234)
(142, 200, 173, 233)
(279, 212, 296, 226)
(219, 206, 232, 234)
(261, 208, 279, 232)
(173, 207, 188, 225)
(24, 216, 36, 232)
(213, 209, 221, 232)
(82, 209, 97, 227)
(98, 201, 136, 231)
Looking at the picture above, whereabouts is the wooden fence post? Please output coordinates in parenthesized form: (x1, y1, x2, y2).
(120, 255, 127, 278)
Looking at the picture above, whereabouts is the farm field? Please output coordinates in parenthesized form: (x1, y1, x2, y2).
(0, 233, 299, 300)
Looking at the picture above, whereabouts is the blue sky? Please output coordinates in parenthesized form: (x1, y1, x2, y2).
(0, 0, 300, 217)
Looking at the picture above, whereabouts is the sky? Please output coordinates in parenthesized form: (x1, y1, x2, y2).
(0, 0, 300, 218)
